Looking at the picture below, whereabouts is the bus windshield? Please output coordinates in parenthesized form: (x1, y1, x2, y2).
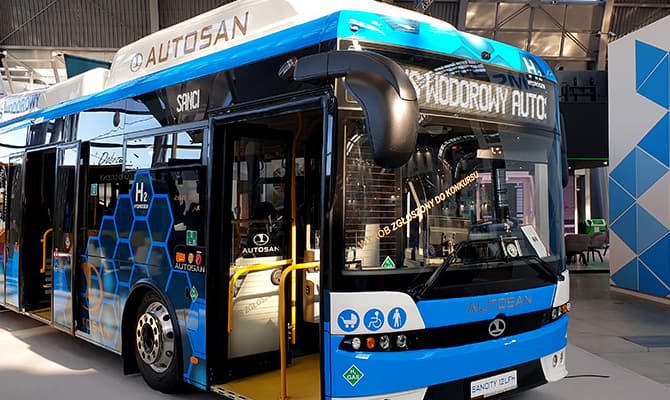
(341, 114, 564, 296)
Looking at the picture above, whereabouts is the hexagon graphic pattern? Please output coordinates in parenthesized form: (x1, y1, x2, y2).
(115, 196, 134, 238)
(81, 170, 207, 387)
(114, 240, 133, 283)
(99, 217, 118, 259)
(130, 220, 151, 264)
(148, 195, 173, 243)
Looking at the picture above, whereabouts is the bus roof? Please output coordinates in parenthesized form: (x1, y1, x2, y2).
(0, 0, 555, 133)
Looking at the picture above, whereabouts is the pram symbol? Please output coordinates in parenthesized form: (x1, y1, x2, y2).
(338, 310, 360, 332)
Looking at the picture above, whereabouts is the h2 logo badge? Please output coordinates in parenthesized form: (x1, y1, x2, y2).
(132, 172, 152, 216)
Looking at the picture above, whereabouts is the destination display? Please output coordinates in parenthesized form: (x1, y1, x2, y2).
(404, 65, 556, 130)
(0, 91, 43, 123)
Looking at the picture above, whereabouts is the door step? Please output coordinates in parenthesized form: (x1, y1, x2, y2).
(210, 354, 320, 400)
(210, 385, 255, 400)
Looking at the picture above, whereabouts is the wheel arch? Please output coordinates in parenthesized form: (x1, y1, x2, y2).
(121, 280, 183, 376)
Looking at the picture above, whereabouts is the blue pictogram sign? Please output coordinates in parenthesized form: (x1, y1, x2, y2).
(364, 308, 384, 331)
(387, 307, 407, 330)
(337, 309, 360, 332)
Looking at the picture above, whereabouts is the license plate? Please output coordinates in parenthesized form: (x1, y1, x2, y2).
(470, 370, 518, 399)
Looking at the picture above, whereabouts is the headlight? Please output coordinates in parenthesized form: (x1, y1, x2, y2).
(549, 302, 570, 320)
(379, 335, 390, 350)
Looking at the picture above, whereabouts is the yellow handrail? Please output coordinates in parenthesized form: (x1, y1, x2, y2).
(227, 259, 293, 333)
(40, 228, 53, 273)
(279, 261, 320, 400)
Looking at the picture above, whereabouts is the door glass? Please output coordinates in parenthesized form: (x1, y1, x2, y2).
(228, 135, 290, 358)
(52, 145, 79, 328)
(6, 155, 23, 307)
(0, 163, 6, 304)
(230, 137, 290, 265)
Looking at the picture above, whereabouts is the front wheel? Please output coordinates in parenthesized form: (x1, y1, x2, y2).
(134, 292, 181, 393)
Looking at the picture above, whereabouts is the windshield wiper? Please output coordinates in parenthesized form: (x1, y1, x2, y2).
(409, 241, 464, 299)
(513, 255, 564, 282)
(408, 241, 563, 299)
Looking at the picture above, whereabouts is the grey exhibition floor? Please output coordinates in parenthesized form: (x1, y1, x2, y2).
(1, 272, 670, 399)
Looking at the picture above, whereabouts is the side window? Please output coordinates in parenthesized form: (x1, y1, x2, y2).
(85, 136, 128, 238)
(27, 118, 66, 146)
(76, 101, 125, 142)
(151, 169, 206, 250)
(124, 129, 204, 170)
(0, 127, 27, 159)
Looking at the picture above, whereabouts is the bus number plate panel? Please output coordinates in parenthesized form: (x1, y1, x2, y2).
(470, 370, 517, 399)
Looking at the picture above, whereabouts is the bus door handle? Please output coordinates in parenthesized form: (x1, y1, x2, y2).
(279, 262, 320, 400)
(40, 228, 54, 273)
(227, 259, 292, 333)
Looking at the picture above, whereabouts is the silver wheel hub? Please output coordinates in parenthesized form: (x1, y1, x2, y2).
(136, 301, 175, 374)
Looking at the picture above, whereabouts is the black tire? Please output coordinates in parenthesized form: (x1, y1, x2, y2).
(134, 292, 182, 393)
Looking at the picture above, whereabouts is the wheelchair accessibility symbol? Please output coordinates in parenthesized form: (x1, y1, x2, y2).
(364, 308, 384, 331)
(337, 309, 360, 332)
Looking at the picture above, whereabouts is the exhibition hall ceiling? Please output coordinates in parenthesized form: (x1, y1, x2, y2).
(1, 0, 669, 92)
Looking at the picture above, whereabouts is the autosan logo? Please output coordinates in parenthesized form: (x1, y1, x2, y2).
(129, 53, 143, 72)
(488, 318, 506, 337)
(468, 295, 533, 313)
(253, 233, 270, 246)
(128, 11, 250, 73)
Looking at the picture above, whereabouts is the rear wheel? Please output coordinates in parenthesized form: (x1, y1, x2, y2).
(134, 292, 181, 393)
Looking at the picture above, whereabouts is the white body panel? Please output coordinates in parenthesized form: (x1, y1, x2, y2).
(330, 291, 425, 335)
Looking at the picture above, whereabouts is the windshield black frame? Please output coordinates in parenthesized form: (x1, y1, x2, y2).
(329, 43, 564, 295)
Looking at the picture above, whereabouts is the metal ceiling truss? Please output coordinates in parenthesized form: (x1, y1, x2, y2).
(3, 0, 670, 94)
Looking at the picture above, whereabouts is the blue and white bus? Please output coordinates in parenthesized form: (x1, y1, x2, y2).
(0, 1, 569, 399)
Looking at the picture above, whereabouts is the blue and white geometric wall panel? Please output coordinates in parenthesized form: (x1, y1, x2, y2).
(610, 204, 668, 255)
(609, 28, 669, 168)
(634, 148, 667, 197)
(639, 233, 670, 297)
(608, 178, 635, 224)
(639, 261, 670, 297)
(611, 258, 638, 291)
(610, 150, 637, 197)
(637, 171, 670, 229)
(635, 40, 669, 109)
(608, 231, 637, 276)
(610, 204, 637, 252)
(609, 14, 670, 299)
(636, 205, 668, 253)
(635, 40, 668, 94)
(637, 113, 670, 167)
(607, 146, 666, 199)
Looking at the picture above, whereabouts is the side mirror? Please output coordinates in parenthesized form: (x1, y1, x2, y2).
(286, 50, 419, 168)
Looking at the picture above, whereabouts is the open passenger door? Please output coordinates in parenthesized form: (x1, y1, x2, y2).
(208, 100, 326, 399)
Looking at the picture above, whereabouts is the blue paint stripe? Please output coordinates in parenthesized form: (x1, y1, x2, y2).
(324, 321, 332, 396)
(417, 285, 556, 328)
(336, 11, 555, 81)
(329, 316, 568, 397)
